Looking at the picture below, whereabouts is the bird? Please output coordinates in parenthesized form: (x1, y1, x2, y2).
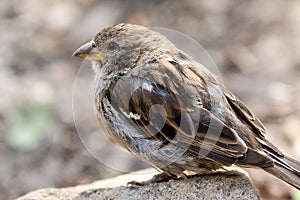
(73, 23, 300, 189)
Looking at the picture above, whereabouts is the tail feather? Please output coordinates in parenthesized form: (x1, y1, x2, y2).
(254, 138, 300, 189)
(284, 156, 300, 174)
(263, 155, 300, 190)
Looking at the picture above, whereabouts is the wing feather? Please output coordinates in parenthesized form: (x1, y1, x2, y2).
(109, 60, 248, 165)
(224, 88, 266, 138)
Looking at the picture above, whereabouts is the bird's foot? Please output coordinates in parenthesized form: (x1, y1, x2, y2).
(127, 172, 174, 186)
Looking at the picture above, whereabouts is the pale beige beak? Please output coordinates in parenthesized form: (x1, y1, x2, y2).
(72, 42, 102, 61)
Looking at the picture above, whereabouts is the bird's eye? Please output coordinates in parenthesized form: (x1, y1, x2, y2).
(107, 41, 119, 51)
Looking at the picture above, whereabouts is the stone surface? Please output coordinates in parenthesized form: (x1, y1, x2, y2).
(18, 169, 260, 200)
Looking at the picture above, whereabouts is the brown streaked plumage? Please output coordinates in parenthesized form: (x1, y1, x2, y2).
(73, 23, 300, 189)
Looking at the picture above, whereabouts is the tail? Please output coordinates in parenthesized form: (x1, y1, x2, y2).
(263, 148, 300, 190)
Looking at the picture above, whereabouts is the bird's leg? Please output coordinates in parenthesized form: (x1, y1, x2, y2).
(127, 172, 175, 186)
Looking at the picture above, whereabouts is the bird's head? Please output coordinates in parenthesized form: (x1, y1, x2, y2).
(73, 23, 176, 75)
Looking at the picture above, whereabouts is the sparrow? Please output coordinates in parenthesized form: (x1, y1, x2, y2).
(73, 23, 300, 189)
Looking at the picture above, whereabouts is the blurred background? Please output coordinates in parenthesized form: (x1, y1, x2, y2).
(1, 0, 300, 199)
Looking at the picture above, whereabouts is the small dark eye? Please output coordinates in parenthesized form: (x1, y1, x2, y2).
(108, 41, 119, 51)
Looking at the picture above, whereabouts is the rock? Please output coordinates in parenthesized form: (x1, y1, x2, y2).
(17, 168, 260, 200)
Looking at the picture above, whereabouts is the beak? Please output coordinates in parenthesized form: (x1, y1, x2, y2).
(72, 41, 102, 61)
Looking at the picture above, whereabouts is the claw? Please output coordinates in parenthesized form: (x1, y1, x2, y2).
(127, 173, 174, 186)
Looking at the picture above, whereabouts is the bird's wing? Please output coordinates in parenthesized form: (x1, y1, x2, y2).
(222, 87, 286, 161)
(223, 88, 266, 138)
(171, 55, 267, 138)
(109, 58, 249, 166)
(169, 56, 277, 167)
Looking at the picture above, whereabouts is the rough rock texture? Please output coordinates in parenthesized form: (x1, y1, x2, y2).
(18, 169, 260, 200)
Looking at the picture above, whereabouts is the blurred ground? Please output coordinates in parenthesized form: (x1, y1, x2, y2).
(1, 0, 300, 199)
